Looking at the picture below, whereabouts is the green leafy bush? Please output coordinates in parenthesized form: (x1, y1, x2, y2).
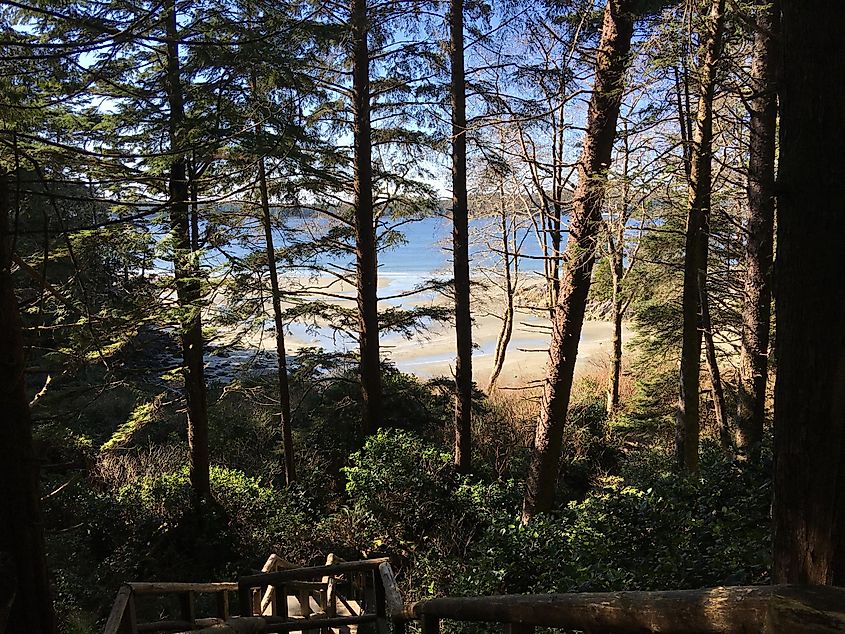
(457, 442, 771, 597)
(342, 429, 458, 552)
(110, 466, 310, 574)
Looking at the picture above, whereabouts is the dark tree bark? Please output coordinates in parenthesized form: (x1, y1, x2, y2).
(350, 0, 382, 436)
(0, 172, 56, 634)
(522, 0, 635, 523)
(166, 2, 210, 499)
(450, 0, 473, 474)
(773, 0, 845, 585)
(736, 0, 778, 461)
(675, 0, 725, 473)
(258, 156, 296, 485)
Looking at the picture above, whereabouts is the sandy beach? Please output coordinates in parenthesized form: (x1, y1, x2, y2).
(383, 316, 633, 388)
(211, 271, 634, 389)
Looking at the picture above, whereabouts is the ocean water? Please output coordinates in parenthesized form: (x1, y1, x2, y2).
(272, 214, 550, 295)
(192, 213, 564, 377)
(381, 215, 546, 276)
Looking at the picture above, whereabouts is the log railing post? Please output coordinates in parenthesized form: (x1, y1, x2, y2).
(119, 590, 137, 634)
(104, 585, 137, 634)
(238, 584, 252, 617)
(216, 590, 230, 622)
(374, 569, 388, 634)
(299, 587, 312, 617)
(422, 615, 440, 634)
(321, 554, 337, 634)
(277, 585, 287, 619)
(179, 590, 196, 627)
(322, 553, 337, 615)
(377, 562, 403, 620)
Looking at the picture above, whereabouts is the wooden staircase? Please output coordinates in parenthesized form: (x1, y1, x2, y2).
(103, 554, 398, 634)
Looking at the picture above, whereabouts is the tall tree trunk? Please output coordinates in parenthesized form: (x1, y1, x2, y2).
(675, 0, 725, 474)
(736, 0, 778, 461)
(258, 156, 296, 485)
(488, 187, 516, 393)
(451, 0, 472, 473)
(773, 0, 845, 585)
(0, 173, 56, 634)
(522, 0, 635, 523)
(350, 0, 381, 436)
(166, 2, 210, 499)
(549, 202, 562, 313)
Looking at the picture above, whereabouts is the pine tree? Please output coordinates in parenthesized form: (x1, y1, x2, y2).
(736, 0, 778, 461)
(450, 0, 473, 474)
(676, 0, 726, 473)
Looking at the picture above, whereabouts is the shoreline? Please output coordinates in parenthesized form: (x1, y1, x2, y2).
(209, 271, 634, 389)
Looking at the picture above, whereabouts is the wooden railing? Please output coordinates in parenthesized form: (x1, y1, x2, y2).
(103, 554, 397, 634)
(237, 556, 391, 634)
(102, 553, 308, 633)
(102, 581, 238, 633)
(392, 585, 845, 634)
(105, 553, 845, 633)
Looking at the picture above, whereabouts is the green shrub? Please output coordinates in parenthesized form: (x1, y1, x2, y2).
(457, 442, 771, 597)
(113, 466, 310, 572)
(334, 430, 528, 601)
(343, 429, 457, 551)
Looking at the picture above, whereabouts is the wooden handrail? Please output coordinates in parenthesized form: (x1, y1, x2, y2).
(238, 557, 390, 588)
(104, 554, 845, 634)
(399, 585, 845, 634)
(128, 582, 238, 594)
(103, 585, 134, 634)
(238, 556, 391, 634)
(105, 555, 392, 634)
(103, 553, 284, 633)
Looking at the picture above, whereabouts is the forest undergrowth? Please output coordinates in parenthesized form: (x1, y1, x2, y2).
(38, 357, 772, 634)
